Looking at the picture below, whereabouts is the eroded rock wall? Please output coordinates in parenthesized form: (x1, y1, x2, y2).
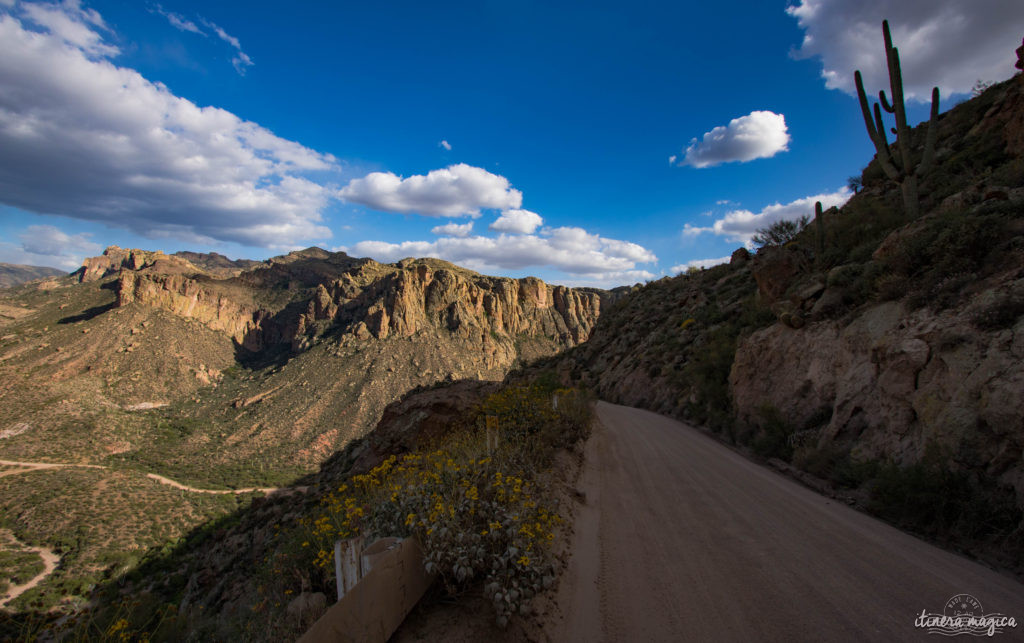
(731, 276, 1024, 500)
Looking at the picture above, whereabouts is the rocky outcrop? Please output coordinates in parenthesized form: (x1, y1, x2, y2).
(77, 246, 201, 283)
(345, 379, 501, 476)
(115, 271, 272, 351)
(750, 245, 810, 306)
(731, 275, 1024, 501)
(967, 71, 1024, 156)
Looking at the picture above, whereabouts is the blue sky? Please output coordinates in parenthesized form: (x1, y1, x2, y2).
(0, 0, 1021, 286)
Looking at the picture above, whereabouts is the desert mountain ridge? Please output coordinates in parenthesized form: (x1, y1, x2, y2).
(0, 262, 66, 289)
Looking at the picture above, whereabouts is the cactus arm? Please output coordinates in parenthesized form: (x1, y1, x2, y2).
(856, 70, 900, 178)
(855, 70, 881, 141)
(916, 86, 940, 177)
(888, 47, 915, 176)
(879, 90, 895, 113)
(883, 21, 906, 123)
(872, 103, 901, 178)
(814, 201, 825, 270)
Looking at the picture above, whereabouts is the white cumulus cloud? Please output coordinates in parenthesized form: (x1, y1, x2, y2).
(21, 0, 116, 57)
(489, 209, 543, 235)
(787, 0, 1024, 99)
(431, 221, 473, 237)
(339, 163, 523, 218)
(0, 223, 102, 270)
(670, 256, 731, 274)
(683, 188, 850, 246)
(677, 111, 790, 168)
(0, 4, 336, 249)
(341, 225, 657, 287)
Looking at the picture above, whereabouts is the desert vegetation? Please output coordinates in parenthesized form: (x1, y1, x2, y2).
(31, 376, 591, 641)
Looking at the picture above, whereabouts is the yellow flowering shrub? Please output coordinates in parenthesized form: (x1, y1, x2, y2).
(303, 382, 592, 627)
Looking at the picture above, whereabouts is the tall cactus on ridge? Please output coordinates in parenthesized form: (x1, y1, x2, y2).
(814, 201, 824, 269)
(854, 20, 939, 219)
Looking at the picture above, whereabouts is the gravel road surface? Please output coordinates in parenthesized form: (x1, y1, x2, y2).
(553, 402, 1024, 641)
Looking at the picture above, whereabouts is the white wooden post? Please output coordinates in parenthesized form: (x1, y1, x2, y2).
(334, 536, 364, 601)
(334, 540, 343, 601)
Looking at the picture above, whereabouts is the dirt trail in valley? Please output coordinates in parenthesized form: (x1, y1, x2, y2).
(550, 402, 1024, 641)
(0, 459, 279, 495)
(0, 538, 59, 609)
(142, 472, 277, 494)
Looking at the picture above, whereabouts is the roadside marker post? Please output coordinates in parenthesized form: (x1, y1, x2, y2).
(334, 536, 365, 600)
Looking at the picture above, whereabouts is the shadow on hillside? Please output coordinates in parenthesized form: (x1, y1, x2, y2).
(58, 301, 116, 324)
(58, 281, 119, 325)
(232, 300, 315, 370)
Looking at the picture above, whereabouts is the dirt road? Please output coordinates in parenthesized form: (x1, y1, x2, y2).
(0, 459, 278, 494)
(553, 402, 1024, 641)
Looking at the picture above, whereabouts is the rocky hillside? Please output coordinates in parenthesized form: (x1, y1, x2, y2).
(558, 73, 1024, 569)
(0, 262, 64, 288)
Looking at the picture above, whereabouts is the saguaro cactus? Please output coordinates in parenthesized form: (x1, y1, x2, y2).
(814, 201, 824, 269)
(854, 20, 939, 219)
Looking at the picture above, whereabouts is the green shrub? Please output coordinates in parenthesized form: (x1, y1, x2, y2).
(792, 445, 878, 489)
(883, 208, 1011, 310)
(869, 448, 1022, 543)
(749, 405, 794, 461)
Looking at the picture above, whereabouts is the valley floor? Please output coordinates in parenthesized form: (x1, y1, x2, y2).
(550, 402, 1024, 641)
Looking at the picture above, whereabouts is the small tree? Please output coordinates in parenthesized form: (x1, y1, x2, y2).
(847, 175, 863, 194)
(971, 79, 993, 97)
(751, 215, 809, 249)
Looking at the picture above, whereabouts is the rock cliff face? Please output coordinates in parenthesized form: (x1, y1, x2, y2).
(731, 283, 1024, 497)
(106, 250, 602, 357)
(116, 271, 272, 351)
